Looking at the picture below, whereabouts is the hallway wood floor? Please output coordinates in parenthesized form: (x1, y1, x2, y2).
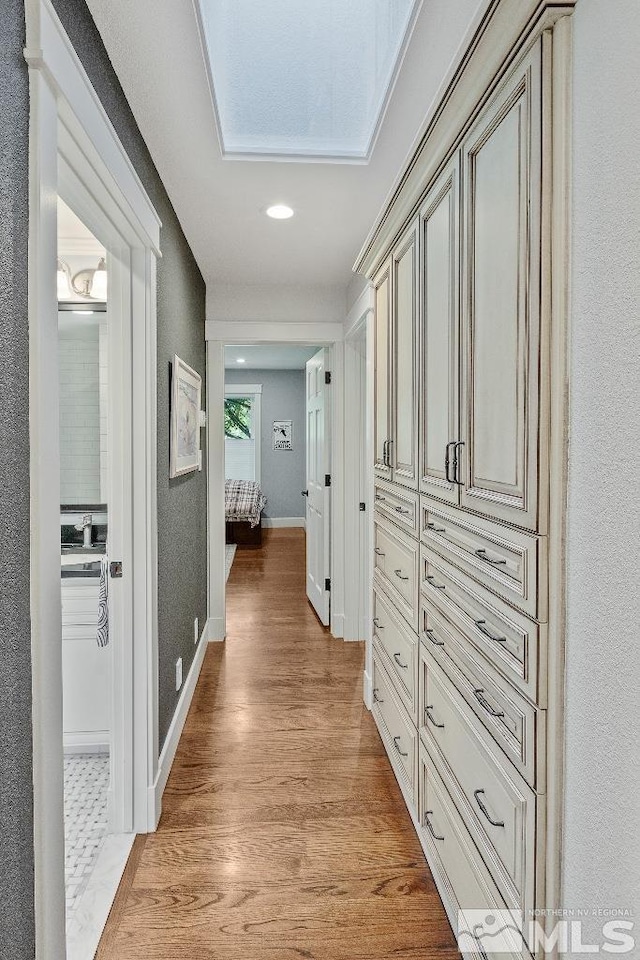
(97, 529, 459, 959)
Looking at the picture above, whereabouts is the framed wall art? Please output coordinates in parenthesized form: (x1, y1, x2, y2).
(272, 419, 293, 450)
(170, 354, 202, 477)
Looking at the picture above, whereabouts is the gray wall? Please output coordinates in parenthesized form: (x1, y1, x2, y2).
(563, 0, 640, 943)
(50, 0, 208, 749)
(0, 2, 208, 952)
(225, 369, 306, 519)
(0, 3, 36, 955)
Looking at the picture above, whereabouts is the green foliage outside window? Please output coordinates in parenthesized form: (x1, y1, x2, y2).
(225, 397, 253, 439)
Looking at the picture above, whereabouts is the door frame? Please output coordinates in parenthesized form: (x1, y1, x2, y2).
(343, 288, 374, 647)
(205, 322, 345, 641)
(26, 1, 161, 956)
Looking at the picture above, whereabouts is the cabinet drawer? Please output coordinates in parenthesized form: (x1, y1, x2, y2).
(420, 546, 544, 705)
(419, 605, 541, 790)
(374, 518, 419, 630)
(372, 652, 418, 811)
(418, 744, 529, 960)
(374, 480, 418, 537)
(420, 496, 546, 621)
(373, 589, 419, 723)
(418, 647, 536, 920)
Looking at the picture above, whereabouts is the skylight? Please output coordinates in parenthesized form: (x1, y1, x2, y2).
(197, 0, 420, 161)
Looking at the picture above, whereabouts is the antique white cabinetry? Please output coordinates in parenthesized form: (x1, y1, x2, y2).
(373, 220, 419, 489)
(361, 4, 573, 957)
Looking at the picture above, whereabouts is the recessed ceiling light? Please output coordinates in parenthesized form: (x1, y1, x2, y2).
(236, 358, 246, 363)
(266, 204, 294, 220)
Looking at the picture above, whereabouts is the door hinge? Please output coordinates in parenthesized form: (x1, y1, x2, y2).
(325, 474, 331, 487)
(359, 502, 366, 512)
(325, 577, 331, 591)
(325, 371, 332, 385)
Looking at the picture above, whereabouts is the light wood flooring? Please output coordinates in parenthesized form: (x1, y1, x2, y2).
(96, 528, 459, 959)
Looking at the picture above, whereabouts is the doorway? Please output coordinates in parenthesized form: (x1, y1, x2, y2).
(221, 344, 329, 621)
(28, 6, 161, 954)
(208, 336, 342, 640)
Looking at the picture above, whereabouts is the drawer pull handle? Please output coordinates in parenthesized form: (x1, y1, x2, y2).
(375, 494, 386, 501)
(473, 688, 505, 718)
(427, 522, 446, 533)
(424, 811, 444, 841)
(393, 652, 409, 669)
(394, 569, 409, 581)
(425, 706, 445, 729)
(373, 688, 384, 704)
(426, 575, 446, 591)
(393, 736, 408, 757)
(474, 789, 505, 828)
(373, 617, 384, 630)
(374, 548, 385, 557)
(474, 619, 507, 643)
(424, 628, 445, 647)
(475, 548, 507, 566)
(395, 506, 411, 515)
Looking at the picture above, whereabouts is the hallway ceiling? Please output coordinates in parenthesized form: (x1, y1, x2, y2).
(85, 0, 484, 296)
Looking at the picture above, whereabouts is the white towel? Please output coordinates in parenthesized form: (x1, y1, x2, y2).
(97, 557, 109, 648)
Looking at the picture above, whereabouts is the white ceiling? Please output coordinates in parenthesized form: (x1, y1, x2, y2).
(85, 0, 483, 296)
(225, 344, 319, 370)
(57, 198, 105, 258)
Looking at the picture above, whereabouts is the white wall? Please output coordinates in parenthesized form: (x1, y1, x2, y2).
(207, 282, 346, 324)
(564, 0, 640, 940)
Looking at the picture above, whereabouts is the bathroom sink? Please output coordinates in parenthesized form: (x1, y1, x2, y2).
(61, 544, 106, 555)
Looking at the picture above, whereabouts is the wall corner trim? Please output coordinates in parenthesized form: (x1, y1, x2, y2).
(151, 619, 211, 822)
(207, 616, 226, 642)
(363, 670, 373, 710)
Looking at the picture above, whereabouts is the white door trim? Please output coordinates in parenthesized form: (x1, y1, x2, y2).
(26, 2, 160, 957)
(207, 329, 344, 641)
(344, 290, 374, 650)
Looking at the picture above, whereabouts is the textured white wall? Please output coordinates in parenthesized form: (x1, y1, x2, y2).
(564, 0, 640, 942)
(207, 282, 346, 324)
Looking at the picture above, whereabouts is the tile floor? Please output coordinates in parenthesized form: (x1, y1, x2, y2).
(64, 753, 110, 917)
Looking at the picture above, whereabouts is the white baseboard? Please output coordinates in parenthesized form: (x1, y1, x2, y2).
(64, 732, 109, 754)
(262, 517, 305, 528)
(206, 615, 225, 641)
(363, 669, 373, 710)
(151, 618, 211, 825)
(343, 614, 364, 642)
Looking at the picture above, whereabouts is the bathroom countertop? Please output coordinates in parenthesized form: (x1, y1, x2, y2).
(61, 553, 103, 579)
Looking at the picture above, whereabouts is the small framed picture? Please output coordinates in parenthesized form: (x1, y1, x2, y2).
(170, 355, 202, 478)
(273, 420, 293, 450)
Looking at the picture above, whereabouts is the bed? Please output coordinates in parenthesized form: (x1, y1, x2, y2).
(225, 480, 267, 546)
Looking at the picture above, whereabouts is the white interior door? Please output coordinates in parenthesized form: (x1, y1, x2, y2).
(305, 349, 330, 625)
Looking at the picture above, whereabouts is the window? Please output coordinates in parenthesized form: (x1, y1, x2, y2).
(224, 385, 261, 481)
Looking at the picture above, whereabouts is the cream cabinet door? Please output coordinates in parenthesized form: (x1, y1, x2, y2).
(419, 156, 460, 506)
(373, 258, 392, 479)
(460, 45, 544, 531)
(391, 221, 419, 489)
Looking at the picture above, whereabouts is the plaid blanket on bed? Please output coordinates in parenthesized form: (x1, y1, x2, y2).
(225, 480, 267, 528)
